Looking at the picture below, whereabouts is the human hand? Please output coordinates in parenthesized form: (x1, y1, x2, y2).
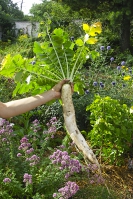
(52, 79, 74, 99)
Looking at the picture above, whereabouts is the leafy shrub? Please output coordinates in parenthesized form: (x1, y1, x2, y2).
(86, 95, 133, 165)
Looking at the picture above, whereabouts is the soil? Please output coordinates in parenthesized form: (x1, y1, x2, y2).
(102, 165, 133, 199)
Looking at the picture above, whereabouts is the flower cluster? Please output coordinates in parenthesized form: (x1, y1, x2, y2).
(49, 149, 82, 179)
(23, 173, 32, 184)
(30, 119, 41, 133)
(91, 55, 132, 90)
(18, 136, 31, 151)
(18, 135, 40, 166)
(26, 154, 40, 166)
(3, 177, 11, 183)
(100, 45, 111, 51)
(0, 118, 14, 147)
(53, 181, 79, 199)
(43, 117, 60, 139)
(0, 118, 14, 136)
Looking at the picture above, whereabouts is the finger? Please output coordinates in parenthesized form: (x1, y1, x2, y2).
(61, 79, 70, 85)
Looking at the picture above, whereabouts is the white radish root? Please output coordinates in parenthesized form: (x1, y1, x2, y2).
(61, 83, 100, 170)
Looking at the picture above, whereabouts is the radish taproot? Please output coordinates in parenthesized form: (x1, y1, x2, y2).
(61, 83, 100, 169)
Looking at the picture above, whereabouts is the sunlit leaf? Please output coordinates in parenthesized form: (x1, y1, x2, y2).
(75, 38, 84, 46)
(83, 22, 102, 36)
(90, 50, 100, 60)
(53, 28, 64, 36)
(33, 41, 43, 54)
(15, 71, 23, 82)
(83, 24, 90, 33)
(86, 37, 98, 44)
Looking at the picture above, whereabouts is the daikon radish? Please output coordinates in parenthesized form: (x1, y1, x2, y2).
(61, 83, 100, 170)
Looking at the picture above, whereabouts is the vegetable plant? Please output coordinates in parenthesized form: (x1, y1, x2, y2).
(0, 20, 102, 168)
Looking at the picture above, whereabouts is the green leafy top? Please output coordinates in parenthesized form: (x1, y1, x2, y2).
(0, 21, 102, 96)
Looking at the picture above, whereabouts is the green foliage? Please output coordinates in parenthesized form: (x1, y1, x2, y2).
(86, 95, 133, 165)
(30, 1, 79, 27)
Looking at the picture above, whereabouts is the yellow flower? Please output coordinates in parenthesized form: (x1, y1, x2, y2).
(38, 33, 43, 38)
(123, 75, 131, 81)
(122, 66, 125, 69)
(126, 67, 128, 70)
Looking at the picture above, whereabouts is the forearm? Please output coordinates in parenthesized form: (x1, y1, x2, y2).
(0, 90, 55, 119)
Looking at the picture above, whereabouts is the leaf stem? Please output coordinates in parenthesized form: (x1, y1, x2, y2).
(70, 46, 84, 81)
(46, 27, 66, 79)
(62, 45, 69, 79)
(22, 68, 60, 83)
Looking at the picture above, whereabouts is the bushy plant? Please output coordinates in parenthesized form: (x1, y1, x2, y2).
(86, 95, 133, 165)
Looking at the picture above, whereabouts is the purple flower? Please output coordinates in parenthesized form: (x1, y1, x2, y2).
(27, 154, 40, 165)
(99, 82, 104, 88)
(3, 178, 11, 183)
(17, 153, 22, 157)
(100, 46, 104, 51)
(110, 57, 114, 62)
(20, 137, 29, 143)
(93, 82, 98, 86)
(122, 72, 125, 76)
(23, 173, 32, 184)
(107, 46, 111, 50)
(31, 61, 36, 65)
(112, 81, 116, 86)
(117, 66, 121, 70)
(85, 90, 89, 94)
(70, 36, 74, 41)
(58, 181, 79, 198)
(121, 61, 126, 66)
(26, 148, 34, 154)
(100, 84, 104, 88)
(2, 138, 7, 142)
(53, 193, 57, 198)
(50, 149, 82, 178)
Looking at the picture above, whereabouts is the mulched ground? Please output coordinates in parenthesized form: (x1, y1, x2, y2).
(103, 165, 133, 199)
(72, 164, 133, 199)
